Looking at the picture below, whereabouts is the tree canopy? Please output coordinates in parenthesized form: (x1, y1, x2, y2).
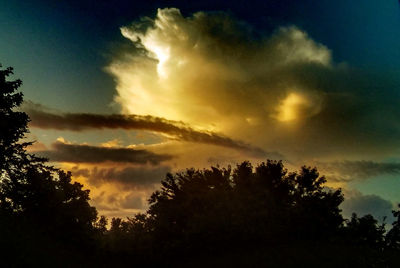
(146, 161, 344, 248)
(104, 161, 400, 267)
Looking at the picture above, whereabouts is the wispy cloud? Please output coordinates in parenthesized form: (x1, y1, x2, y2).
(318, 160, 400, 182)
(35, 141, 172, 164)
(24, 101, 269, 156)
(71, 165, 170, 189)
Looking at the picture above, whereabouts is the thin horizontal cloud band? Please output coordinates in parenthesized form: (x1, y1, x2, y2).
(35, 141, 172, 164)
(24, 103, 270, 157)
(317, 160, 400, 182)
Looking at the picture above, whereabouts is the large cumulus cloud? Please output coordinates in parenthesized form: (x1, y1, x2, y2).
(109, 8, 330, 126)
(107, 8, 400, 161)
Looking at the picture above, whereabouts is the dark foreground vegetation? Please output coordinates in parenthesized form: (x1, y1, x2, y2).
(1, 65, 400, 267)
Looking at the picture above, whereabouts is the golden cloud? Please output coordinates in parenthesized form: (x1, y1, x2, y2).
(107, 8, 400, 162)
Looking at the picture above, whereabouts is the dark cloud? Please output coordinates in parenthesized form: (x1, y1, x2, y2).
(70, 167, 91, 178)
(341, 191, 395, 222)
(120, 193, 146, 209)
(318, 160, 400, 182)
(71, 165, 169, 189)
(90, 191, 146, 212)
(87, 165, 169, 187)
(286, 67, 400, 158)
(23, 101, 268, 157)
(36, 141, 172, 164)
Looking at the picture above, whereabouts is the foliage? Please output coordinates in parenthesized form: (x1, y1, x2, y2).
(386, 204, 400, 249)
(345, 213, 386, 249)
(145, 160, 344, 251)
(0, 64, 99, 265)
(105, 161, 400, 266)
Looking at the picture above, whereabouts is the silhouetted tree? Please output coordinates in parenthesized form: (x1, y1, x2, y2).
(0, 64, 98, 265)
(386, 204, 400, 250)
(97, 161, 396, 266)
(143, 160, 344, 260)
(345, 213, 386, 249)
(384, 204, 400, 267)
(0, 65, 27, 168)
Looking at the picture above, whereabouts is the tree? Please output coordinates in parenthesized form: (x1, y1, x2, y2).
(386, 204, 400, 250)
(144, 160, 344, 257)
(0, 64, 46, 211)
(0, 65, 29, 176)
(384, 204, 400, 267)
(0, 64, 98, 265)
(345, 213, 386, 249)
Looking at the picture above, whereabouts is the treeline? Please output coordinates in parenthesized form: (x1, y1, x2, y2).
(100, 162, 400, 267)
(1, 65, 400, 267)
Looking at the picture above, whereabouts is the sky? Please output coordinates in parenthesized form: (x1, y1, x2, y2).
(1, 0, 400, 220)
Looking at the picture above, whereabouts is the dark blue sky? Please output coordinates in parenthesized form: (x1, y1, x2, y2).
(1, 0, 399, 113)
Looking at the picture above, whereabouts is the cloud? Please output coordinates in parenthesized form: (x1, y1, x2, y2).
(341, 190, 395, 222)
(129, 140, 283, 171)
(69, 165, 169, 215)
(106, 8, 400, 161)
(24, 101, 268, 156)
(317, 160, 400, 182)
(119, 193, 146, 209)
(110, 8, 330, 126)
(26, 140, 48, 152)
(90, 190, 149, 216)
(35, 141, 172, 164)
(82, 165, 169, 189)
